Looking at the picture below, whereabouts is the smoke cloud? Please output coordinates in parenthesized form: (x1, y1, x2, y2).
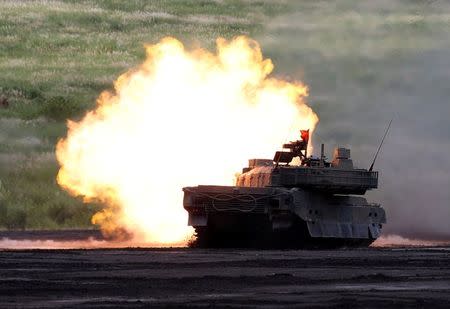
(260, 0, 450, 239)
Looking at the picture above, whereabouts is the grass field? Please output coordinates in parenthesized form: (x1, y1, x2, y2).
(1, 0, 449, 236)
(0, 0, 295, 229)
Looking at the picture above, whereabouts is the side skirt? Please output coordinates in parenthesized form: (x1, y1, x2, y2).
(190, 214, 375, 249)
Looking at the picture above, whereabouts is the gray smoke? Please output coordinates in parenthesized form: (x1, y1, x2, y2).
(259, 0, 450, 239)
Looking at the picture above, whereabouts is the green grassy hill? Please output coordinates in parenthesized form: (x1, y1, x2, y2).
(1, 0, 449, 237)
(0, 0, 293, 229)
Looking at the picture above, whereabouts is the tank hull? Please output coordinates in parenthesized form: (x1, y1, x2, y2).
(183, 185, 385, 248)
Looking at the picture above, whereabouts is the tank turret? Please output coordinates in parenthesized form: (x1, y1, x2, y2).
(237, 135, 378, 194)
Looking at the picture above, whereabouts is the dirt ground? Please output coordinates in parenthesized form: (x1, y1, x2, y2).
(0, 231, 449, 308)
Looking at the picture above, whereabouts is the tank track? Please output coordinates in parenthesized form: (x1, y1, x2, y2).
(191, 216, 375, 249)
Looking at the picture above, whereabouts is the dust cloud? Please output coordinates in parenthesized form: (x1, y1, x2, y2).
(259, 0, 450, 240)
(0, 238, 179, 249)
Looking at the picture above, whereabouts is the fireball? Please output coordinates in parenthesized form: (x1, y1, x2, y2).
(56, 36, 319, 246)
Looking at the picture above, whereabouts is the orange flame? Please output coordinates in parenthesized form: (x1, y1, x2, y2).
(56, 36, 319, 246)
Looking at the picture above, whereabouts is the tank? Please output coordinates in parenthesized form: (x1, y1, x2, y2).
(183, 130, 386, 248)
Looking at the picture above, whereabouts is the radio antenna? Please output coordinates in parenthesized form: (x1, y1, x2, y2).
(369, 118, 393, 171)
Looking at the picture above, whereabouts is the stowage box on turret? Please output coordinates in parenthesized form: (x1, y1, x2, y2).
(183, 131, 386, 248)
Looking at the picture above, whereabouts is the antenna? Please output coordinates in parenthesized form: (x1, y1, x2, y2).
(369, 118, 393, 171)
(320, 143, 325, 167)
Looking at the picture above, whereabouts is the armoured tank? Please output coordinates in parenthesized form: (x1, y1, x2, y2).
(183, 131, 386, 248)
